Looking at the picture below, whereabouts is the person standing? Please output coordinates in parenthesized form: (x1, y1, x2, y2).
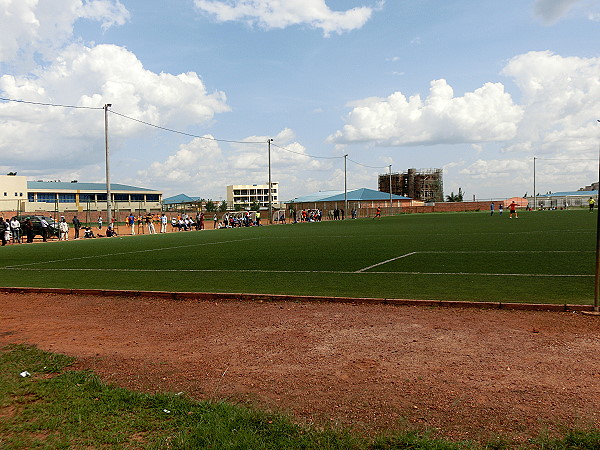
(0, 217, 7, 246)
(508, 201, 518, 219)
(199, 212, 205, 230)
(589, 197, 596, 212)
(72, 215, 81, 239)
(24, 218, 34, 243)
(255, 211, 261, 226)
(128, 213, 136, 235)
(10, 217, 21, 243)
(499, 204, 503, 216)
(40, 217, 49, 241)
(98, 216, 103, 230)
(490, 202, 495, 216)
(160, 213, 168, 233)
(59, 217, 69, 240)
(213, 214, 218, 229)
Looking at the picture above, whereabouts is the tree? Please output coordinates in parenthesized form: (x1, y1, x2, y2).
(205, 200, 216, 212)
(249, 201, 261, 211)
(218, 200, 228, 212)
(446, 187, 464, 202)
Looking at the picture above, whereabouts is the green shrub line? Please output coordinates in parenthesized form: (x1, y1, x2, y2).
(1, 345, 599, 449)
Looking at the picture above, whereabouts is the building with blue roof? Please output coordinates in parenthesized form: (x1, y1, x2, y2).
(1, 174, 162, 214)
(285, 187, 420, 218)
(526, 190, 598, 209)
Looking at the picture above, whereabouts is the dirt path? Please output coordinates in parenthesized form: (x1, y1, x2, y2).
(1, 292, 599, 442)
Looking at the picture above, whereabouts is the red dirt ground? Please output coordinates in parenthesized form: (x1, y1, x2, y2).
(1, 292, 599, 443)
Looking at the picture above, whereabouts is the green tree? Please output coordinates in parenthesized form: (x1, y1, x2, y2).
(250, 201, 261, 211)
(218, 200, 228, 212)
(446, 187, 464, 202)
(205, 200, 216, 212)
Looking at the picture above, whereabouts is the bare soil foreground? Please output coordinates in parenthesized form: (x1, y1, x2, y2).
(1, 292, 599, 443)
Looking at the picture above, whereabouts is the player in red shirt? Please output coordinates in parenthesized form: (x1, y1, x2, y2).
(508, 201, 518, 219)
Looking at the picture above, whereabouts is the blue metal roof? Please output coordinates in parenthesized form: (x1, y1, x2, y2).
(27, 181, 158, 192)
(163, 193, 200, 204)
(288, 188, 410, 203)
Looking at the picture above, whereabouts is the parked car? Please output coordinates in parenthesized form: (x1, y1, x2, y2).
(16, 215, 60, 239)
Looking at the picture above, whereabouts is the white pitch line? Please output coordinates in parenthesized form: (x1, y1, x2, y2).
(0, 267, 592, 277)
(355, 252, 418, 273)
(3, 237, 262, 269)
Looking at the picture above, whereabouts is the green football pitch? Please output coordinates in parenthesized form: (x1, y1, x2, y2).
(0, 209, 596, 305)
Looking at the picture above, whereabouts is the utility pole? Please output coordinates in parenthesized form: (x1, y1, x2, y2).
(268, 138, 273, 224)
(595, 122, 600, 312)
(104, 104, 112, 227)
(344, 154, 348, 217)
(533, 156, 537, 211)
(388, 164, 393, 215)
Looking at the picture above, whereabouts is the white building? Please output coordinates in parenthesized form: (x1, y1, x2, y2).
(226, 183, 279, 209)
(0, 175, 162, 213)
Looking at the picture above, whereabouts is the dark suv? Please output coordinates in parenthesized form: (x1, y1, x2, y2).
(16, 215, 60, 239)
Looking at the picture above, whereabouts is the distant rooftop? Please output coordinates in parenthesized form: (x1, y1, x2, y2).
(287, 188, 411, 203)
(27, 181, 158, 192)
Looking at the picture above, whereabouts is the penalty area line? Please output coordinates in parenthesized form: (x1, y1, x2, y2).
(357, 252, 419, 273)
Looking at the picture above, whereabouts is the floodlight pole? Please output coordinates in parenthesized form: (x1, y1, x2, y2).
(268, 138, 273, 225)
(344, 154, 348, 217)
(104, 103, 112, 227)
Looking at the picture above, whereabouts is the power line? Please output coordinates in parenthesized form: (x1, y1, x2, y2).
(346, 157, 388, 169)
(271, 142, 342, 160)
(0, 96, 104, 110)
(109, 110, 264, 144)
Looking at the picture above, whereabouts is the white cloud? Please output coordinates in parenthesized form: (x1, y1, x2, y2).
(501, 50, 600, 156)
(328, 79, 523, 146)
(135, 129, 337, 198)
(193, 0, 382, 36)
(533, 0, 582, 24)
(0, 0, 129, 65)
(0, 43, 229, 167)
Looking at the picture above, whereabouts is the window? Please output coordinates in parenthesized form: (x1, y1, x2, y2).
(146, 194, 159, 202)
(80, 194, 95, 202)
(19, 192, 23, 197)
(37, 193, 57, 203)
(3, 192, 6, 196)
(28, 193, 35, 202)
(113, 194, 129, 202)
(130, 194, 144, 202)
(58, 193, 76, 203)
(96, 194, 107, 202)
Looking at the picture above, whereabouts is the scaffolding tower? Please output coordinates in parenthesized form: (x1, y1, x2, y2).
(378, 168, 444, 202)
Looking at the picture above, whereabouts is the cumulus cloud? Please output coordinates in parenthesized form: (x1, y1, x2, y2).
(135, 129, 337, 198)
(0, 43, 229, 166)
(533, 0, 582, 24)
(0, 0, 129, 65)
(328, 79, 523, 147)
(193, 0, 382, 36)
(501, 50, 600, 155)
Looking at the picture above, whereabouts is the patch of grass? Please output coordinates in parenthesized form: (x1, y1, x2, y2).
(1, 345, 599, 449)
(0, 210, 595, 304)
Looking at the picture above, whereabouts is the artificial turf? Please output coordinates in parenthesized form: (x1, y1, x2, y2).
(0, 209, 595, 304)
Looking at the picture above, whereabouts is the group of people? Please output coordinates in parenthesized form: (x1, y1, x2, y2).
(218, 211, 261, 228)
(490, 201, 519, 218)
(0, 216, 51, 245)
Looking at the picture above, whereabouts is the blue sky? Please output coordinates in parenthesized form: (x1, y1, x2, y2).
(1, 0, 600, 202)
